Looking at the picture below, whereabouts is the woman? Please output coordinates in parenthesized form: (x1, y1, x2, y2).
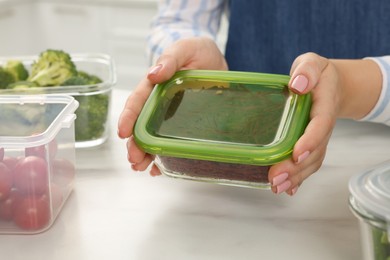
(118, 0, 389, 195)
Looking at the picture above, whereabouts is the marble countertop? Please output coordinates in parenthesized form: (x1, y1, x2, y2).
(1, 88, 390, 260)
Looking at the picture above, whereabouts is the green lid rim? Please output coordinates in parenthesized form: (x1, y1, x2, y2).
(134, 70, 311, 166)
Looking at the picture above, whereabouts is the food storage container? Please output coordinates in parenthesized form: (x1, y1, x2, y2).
(349, 161, 390, 260)
(134, 70, 311, 189)
(0, 53, 116, 148)
(0, 95, 78, 234)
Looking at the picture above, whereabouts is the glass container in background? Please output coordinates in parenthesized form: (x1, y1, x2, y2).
(349, 161, 390, 260)
(0, 53, 116, 148)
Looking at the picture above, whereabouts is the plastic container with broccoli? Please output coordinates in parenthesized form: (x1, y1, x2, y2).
(0, 95, 78, 234)
(0, 50, 116, 148)
(349, 161, 390, 260)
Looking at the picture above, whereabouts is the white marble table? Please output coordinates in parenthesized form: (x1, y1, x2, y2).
(1, 88, 390, 260)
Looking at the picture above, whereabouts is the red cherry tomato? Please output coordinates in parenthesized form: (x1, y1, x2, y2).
(0, 189, 22, 221)
(2, 156, 21, 171)
(13, 196, 51, 230)
(52, 158, 76, 188)
(25, 138, 58, 161)
(0, 162, 13, 201)
(25, 146, 46, 160)
(13, 156, 49, 195)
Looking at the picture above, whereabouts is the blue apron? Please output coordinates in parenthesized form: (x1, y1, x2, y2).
(225, 0, 390, 74)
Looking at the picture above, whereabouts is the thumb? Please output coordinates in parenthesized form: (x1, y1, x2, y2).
(289, 52, 329, 94)
(146, 39, 198, 84)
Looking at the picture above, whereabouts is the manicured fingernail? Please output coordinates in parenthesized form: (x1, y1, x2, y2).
(291, 186, 298, 196)
(272, 172, 289, 186)
(291, 75, 308, 93)
(297, 151, 310, 164)
(148, 64, 162, 75)
(277, 180, 292, 194)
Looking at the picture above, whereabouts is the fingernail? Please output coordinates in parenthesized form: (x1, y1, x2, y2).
(277, 180, 292, 194)
(150, 165, 161, 177)
(290, 186, 298, 196)
(148, 64, 163, 75)
(297, 151, 310, 164)
(272, 172, 289, 186)
(131, 163, 139, 172)
(291, 75, 308, 93)
(117, 129, 124, 139)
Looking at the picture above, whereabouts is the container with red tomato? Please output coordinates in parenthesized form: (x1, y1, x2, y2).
(0, 95, 78, 234)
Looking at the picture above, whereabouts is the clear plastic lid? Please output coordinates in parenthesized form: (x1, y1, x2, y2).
(349, 161, 390, 234)
(0, 95, 79, 148)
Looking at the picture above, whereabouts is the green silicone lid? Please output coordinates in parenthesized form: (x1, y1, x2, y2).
(134, 70, 311, 165)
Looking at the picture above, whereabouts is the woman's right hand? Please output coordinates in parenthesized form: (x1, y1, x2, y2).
(117, 37, 228, 176)
(268, 52, 382, 195)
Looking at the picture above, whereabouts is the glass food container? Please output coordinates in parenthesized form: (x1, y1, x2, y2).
(0, 95, 78, 234)
(134, 70, 312, 189)
(349, 161, 390, 260)
(0, 53, 116, 148)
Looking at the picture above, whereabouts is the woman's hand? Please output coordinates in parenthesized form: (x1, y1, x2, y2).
(268, 52, 382, 195)
(117, 37, 228, 176)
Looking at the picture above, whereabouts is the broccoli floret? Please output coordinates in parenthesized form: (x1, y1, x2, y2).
(27, 49, 77, 87)
(61, 71, 103, 86)
(74, 93, 109, 141)
(7, 81, 39, 90)
(0, 67, 15, 89)
(4, 60, 28, 81)
(61, 76, 90, 86)
(60, 70, 108, 141)
(77, 70, 103, 84)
